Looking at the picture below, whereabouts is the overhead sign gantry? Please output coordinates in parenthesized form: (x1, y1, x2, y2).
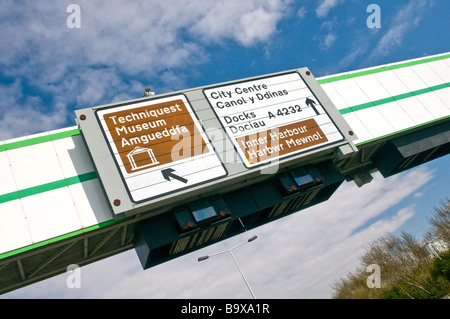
(75, 68, 357, 219)
(1, 52, 449, 293)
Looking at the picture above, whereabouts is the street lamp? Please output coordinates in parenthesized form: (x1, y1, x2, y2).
(198, 235, 258, 299)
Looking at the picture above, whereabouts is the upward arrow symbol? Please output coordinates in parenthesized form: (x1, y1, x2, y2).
(305, 97, 320, 115)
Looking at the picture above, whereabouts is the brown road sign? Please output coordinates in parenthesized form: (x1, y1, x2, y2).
(204, 72, 344, 167)
(102, 98, 208, 174)
(95, 94, 227, 203)
(235, 119, 328, 165)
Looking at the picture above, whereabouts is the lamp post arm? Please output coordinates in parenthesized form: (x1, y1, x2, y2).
(206, 237, 253, 258)
(207, 249, 231, 258)
(197, 235, 258, 299)
(229, 239, 250, 252)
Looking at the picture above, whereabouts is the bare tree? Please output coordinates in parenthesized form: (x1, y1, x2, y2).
(425, 198, 450, 243)
(331, 198, 450, 299)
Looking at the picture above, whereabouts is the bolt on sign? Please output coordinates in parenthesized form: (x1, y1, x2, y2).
(96, 94, 227, 203)
(204, 72, 344, 167)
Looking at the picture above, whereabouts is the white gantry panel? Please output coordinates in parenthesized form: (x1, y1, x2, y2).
(318, 52, 450, 145)
(0, 127, 113, 256)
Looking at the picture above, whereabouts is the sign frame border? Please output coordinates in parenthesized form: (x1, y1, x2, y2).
(202, 69, 347, 169)
(74, 93, 228, 219)
(94, 93, 228, 205)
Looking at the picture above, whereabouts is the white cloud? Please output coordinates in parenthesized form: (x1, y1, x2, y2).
(0, 0, 291, 140)
(314, 17, 339, 50)
(333, 41, 369, 71)
(314, 0, 434, 75)
(1, 0, 291, 75)
(316, 0, 344, 18)
(322, 32, 337, 49)
(369, 0, 432, 59)
(297, 7, 307, 19)
(3, 166, 434, 299)
(0, 80, 69, 139)
(188, 0, 289, 46)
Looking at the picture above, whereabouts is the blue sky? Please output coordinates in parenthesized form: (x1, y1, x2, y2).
(1, 0, 449, 299)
